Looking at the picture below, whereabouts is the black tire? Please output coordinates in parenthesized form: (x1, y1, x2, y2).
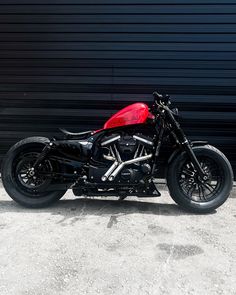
(1, 137, 66, 208)
(167, 145, 234, 213)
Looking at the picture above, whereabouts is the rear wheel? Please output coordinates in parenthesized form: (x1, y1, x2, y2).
(167, 145, 233, 213)
(1, 137, 66, 208)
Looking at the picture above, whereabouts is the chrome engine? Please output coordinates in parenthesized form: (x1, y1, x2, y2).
(89, 133, 154, 183)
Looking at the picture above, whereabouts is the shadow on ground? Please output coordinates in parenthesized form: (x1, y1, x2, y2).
(0, 197, 216, 217)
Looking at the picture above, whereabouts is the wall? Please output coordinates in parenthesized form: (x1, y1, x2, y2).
(0, 0, 235, 174)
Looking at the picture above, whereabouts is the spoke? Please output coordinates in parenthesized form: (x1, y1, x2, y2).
(179, 180, 187, 188)
(179, 179, 188, 190)
(182, 168, 195, 177)
(200, 161, 207, 170)
(201, 182, 215, 193)
(208, 182, 217, 189)
(186, 185, 195, 198)
(190, 162, 197, 172)
(26, 179, 31, 185)
(20, 171, 28, 175)
(198, 185, 207, 201)
(198, 185, 202, 200)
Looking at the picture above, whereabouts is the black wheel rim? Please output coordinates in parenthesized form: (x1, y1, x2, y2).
(178, 156, 223, 202)
(14, 152, 52, 197)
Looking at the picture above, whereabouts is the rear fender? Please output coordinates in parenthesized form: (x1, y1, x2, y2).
(6, 136, 50, 156)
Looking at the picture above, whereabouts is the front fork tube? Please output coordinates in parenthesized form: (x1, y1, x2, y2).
(166, 109, 206, 178)
(151, 127, 164, 175)
(174, 128, 206, 179)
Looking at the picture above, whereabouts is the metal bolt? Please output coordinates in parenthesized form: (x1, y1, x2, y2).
(29, 170, 35, 176)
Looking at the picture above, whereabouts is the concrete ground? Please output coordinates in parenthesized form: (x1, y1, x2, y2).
(0, 183, 235, 295)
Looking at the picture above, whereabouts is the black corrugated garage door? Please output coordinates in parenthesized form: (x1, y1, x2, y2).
(0, 0, 235, 175)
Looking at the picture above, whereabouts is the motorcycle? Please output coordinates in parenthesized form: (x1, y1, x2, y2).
(1, 91, 233, 213)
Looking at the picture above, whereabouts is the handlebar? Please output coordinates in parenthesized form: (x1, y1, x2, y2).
(151, 91, 178, 118)
(153, 91, 170, 106)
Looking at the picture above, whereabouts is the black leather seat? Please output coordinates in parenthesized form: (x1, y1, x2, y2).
(59, 128, 93, 139)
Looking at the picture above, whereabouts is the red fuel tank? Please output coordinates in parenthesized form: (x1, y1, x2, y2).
(103, 103, 149, 129)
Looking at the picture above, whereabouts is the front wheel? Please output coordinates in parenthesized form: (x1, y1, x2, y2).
(167, 145, 234, 213)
